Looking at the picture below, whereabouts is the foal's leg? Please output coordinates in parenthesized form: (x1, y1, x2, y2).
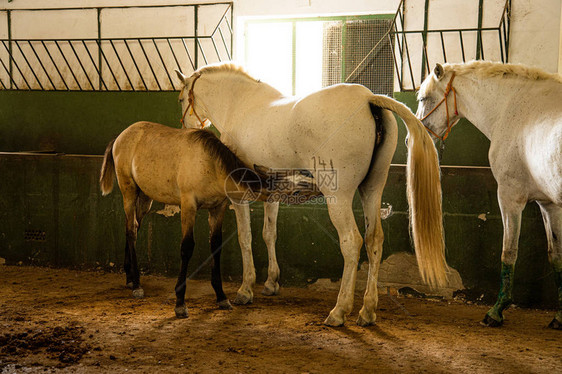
(482, 188, 526, 327)
(174, 197, 197, 318)
(231, 202, 256, 305)
(356, 187, 384, 327)
(262, 201, 280, 296)
(124, 191, 153, 290)
(538, 202, 562, 329)
(209, 202, 233, 310)
(324, 196, 364, 327)
(120, 185, 144, 298)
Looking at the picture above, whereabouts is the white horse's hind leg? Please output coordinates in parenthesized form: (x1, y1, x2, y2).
(537, 202, 562, 329)
(324, 196, 363, 327)
(232, 202, 256, 305)
(482, 187, 526, 327)
(356, 188, 384, 326)
(262, 202, 280, 296)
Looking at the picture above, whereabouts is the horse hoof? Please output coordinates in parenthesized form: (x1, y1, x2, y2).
(233, 293, 253, 305)
(357, 310, 376, 327)
(175, 306, 188, 318)
(126, 282, 134, 289)
(547, 318, 562, 330)
(480, 314, 502, 327)
(324, 313, 345, 327)
(132, 288, 144, 299)
(261, 283, 279, 296)
(217, 300, 233, 310)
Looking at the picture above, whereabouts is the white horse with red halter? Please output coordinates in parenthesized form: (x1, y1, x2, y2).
(176, 63, 448, 326)
(417, 60, 562, 329)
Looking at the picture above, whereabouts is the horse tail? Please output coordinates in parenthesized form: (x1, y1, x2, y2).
(100, 138, 116, 196)
(369, 95, 448, 288)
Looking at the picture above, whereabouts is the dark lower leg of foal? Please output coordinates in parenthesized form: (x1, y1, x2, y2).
(209, 203, 230, 309)
(175, 234, 195, 317)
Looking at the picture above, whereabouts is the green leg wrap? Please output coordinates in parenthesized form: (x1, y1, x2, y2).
(486, 262, 515, 323)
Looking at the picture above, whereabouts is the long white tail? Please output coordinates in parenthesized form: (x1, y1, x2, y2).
(369, 95, 448, 288)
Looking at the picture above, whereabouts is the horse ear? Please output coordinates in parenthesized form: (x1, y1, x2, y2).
(175, 69, 187, 84)
(434, 63, 444, 80)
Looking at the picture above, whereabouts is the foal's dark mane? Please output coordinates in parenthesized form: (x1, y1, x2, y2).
(188, 129, 265, 189)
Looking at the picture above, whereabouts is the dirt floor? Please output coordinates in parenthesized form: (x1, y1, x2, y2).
(0, 265, 560, 373)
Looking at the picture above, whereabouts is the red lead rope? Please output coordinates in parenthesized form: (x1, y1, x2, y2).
(180, 74, 206, 129)
(420, 72, 458, 141)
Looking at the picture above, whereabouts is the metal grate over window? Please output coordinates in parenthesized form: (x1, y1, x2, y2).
(323, 19, 394, 96)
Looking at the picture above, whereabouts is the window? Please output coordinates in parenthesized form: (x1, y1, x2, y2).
(243, 15, 394, 97)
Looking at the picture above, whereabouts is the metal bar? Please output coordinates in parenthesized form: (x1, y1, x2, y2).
(69, 40, 95, 90)
(476, 0, 483, 60)
(388, 33, 403, 91)
(211, 5, 232, 36)
(41, 40, 69, 90)
(152, 38, 175, 90)
(96, 39, 121, 90)
(3, 3, 233, 12)
(210, 36, 222, 61)
(167, 38, 181, 71)
(402, 33, 416, 91)
(229, 3, 234, 56)
(196, 39, 208, 65)
(422, 41, 430, 79)
(439, 31, 447, 62)
(124, 39, 147, 90)
(82, 40, 107, 90)
(498, 28, 504, 63)
(420, 0, 429, 82)
(55, 40, 82, 90)
(14, 41, 44, 90)
(505, 0, 511, 62)
(479, 33, 485, 60)
(459, 31, 466, 62)
(194, 5, 199, 68)
(181, 38, 196, 70)
(138, 38, 161, 90)
(217, 26, 231, 60)
(27, 41, 56, 89)
(109, 39, 135, 91)
(0, 76, 6, 89)
(7, 10, 12, 89)
(97, 7, 102, 91)
(0, 51, 18, 89)
(3, 40, 31, 89)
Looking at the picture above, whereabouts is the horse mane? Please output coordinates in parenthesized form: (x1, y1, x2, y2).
(188, 129, 265, 189)
(444, 60, 562, 84)
(195, 62, 260, 83)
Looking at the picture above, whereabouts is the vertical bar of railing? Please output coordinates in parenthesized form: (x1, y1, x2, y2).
(41, 40, 68, 90)
(479, 32, 485, 60)
(194, 5, 199, 69)
(498, 28, 505, 63)
(7, 10, 12, 89)
(197, 39, 208, 65)
(181, 38, 196, 71)
(152, 38, 175, 90)
(109, 39, 135, 91)
(69, 40, 95, 90)
(459, 31, 466, 62)
(14, 41, 44, 90)
(476, 0, 483, 60)
(96, 39, 121, 90)
(138, 38, 161, 90)
(97, 8, 102, 90)
(2, 40, 30, 89)
(55, 40, 82, 90)
(439, 31, 447, 62)
(82, 40, 108, 90)
(124, 39, 148, 91)
(27, 41, 55, 90)
(422, 39, 430, 80)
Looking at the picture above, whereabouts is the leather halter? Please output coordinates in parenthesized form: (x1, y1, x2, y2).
(180, 73, 206, 129)
(420, 72, 458, 141)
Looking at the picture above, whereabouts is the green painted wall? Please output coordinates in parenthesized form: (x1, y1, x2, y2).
(0, 91, 557, 308)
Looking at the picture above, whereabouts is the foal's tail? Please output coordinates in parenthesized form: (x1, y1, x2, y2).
(100, 138, 116, 196)
(369, 95, 448, 288)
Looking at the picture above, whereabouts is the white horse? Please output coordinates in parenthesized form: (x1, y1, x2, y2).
(417, 60, 562, 329)
(175, 63, 448, 326)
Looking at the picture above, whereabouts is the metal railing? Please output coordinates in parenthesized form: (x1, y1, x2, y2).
(388, 0, 511, 91)
(0, 3, 233, 91)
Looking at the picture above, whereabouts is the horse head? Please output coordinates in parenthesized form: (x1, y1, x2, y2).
(175, 69, 209, 129)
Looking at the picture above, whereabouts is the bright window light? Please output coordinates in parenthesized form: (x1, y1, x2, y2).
(295, 21, 323, 96)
